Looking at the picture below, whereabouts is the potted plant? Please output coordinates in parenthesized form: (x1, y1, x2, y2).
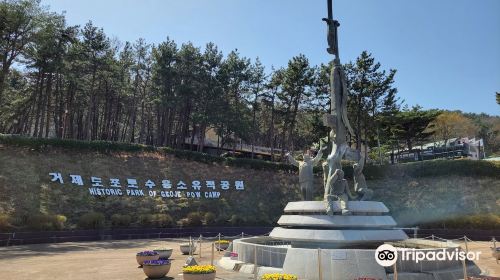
(142, 259, 171, 279)
(180, 242, 197, 255)
(136, 250, 159, 266)
(214, 240, 230, 251)
(153, 248, 173, 259)
(182, 265, 216, 280)
(261, 273, 298, 280)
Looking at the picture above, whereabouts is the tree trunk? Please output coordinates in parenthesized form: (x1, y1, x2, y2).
(33, 72, 45, 137)
(269, 90, 276, 161)
(44, 73, 53, 138)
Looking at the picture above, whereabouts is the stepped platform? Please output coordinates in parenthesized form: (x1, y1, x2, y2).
(277, 214, 397, 228)
(269, 201, 408, 248)
(284, 201, 389, 214)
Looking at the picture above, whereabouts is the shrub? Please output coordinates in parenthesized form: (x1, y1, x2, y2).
(204, 212, 216, 225)
(138, 214, 154, 227)
(421, 214, 500, 229)
(2, 134, 498, 178)
(53, 215, 67, 230)
(0, 214, 13, 231)
(229, 214, 244, 226)
(185, 212, 202, 227)
(111, 214, 132, 227)
(152, 214, 174, 227)
(78, 212, 105, 229)
(26, 213, 66, 231)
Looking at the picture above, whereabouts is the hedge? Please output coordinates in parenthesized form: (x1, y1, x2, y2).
(1, 134, 498, 179)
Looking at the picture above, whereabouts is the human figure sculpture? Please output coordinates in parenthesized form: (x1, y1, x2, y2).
(322, 18, 340, 58)
(287, 144, 326, 201)
(324, 169, 353, 215)
(322, 161, 329, 189)
(353, 147, 373, 201)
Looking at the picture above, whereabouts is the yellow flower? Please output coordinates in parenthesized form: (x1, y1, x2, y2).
(183, 265, 216, 274)
(214, 240, 230, 244)
(261, 273, 298, 280)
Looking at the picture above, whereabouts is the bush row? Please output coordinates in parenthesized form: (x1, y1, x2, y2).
(0, 134, 298, 173)
(0, 213, 67, 231)
(1, 134, 498, 179)
(0, 211, 250, 231)
(419, 214, 500, 230)
(365, 159, 500, 180)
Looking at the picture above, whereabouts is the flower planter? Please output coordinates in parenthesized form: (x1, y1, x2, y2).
(153, 248, 173, 259)
(215, 243, 229, 251)
(136, 251, 160, 266)
(136, 254, 160, 266)
(180, 243, 197, 255)
(142, 260, 171, 279)
(492, 247, 500, 260)
(183, 272, 216, 280)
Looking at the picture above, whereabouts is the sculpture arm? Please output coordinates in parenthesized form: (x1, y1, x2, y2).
(357, 151, 365, 170)
(312, 148, 324, 165)
(286, 153, 300, 167)
(346, 182, 357, 200)
(325, 169, 340, 194)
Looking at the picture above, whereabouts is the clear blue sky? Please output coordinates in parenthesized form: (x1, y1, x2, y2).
(42, 0, 500, 116)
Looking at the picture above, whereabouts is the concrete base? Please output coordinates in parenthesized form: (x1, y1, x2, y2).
(230, 238, 484, 280)
(218, 256, 245, 271)
(282, 248, 389, 280)
(270, 227, 408, 247)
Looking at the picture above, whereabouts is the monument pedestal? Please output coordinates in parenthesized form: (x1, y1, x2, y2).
(269, 200, 408, 248)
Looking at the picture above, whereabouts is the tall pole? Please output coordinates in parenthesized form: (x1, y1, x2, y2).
(327, 0, 333, 20)
(323, 0, 340, 60)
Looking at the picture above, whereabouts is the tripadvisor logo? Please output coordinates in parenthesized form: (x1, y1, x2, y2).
(374, 244, 481, 267)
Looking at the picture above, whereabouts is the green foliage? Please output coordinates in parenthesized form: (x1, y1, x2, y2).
(185, 212, 203, 227)
(152, 214, 174, 228)
(78, 212, 105, 229)
(26, 213, 66, 231)
(0, 213, 14, 231)
(2, 134, 499, 180)
(365, 159, 500, 180)
(0, 134, 154, 153)
(0, 134, 294, 171)
(138, 214, 154, 227)
(344, 51, 399, 149)
(111, 214, 132, 228)
(421, 214, 500, 230)
(381, 106, 440, 151)
(229, 214, 244, 226)
(204, 212, 216, 225)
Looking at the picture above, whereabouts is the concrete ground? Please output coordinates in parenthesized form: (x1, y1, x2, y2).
(0, 238, 253, 280)
(0, 239, 497, 279)
(456, 241, 500, 277)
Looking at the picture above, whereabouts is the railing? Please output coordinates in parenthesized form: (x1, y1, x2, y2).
(0, 226, 272, 247)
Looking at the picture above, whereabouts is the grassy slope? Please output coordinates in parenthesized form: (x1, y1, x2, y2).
(0, 145, 498, 229)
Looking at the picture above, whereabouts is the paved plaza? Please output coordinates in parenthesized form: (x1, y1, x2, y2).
(0, 239, 253, 280)
(0, 239, 497, 279)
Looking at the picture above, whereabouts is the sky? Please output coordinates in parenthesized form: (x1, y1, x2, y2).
(41, 0, 500, 116)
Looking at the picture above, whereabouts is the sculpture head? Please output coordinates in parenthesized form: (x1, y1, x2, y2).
(303, 154, 312, 162)
(329, 129, 335, 139)
(353, 163, 361, 173)
(337, 169, 344, 179)
(303, 149, 314, 162)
